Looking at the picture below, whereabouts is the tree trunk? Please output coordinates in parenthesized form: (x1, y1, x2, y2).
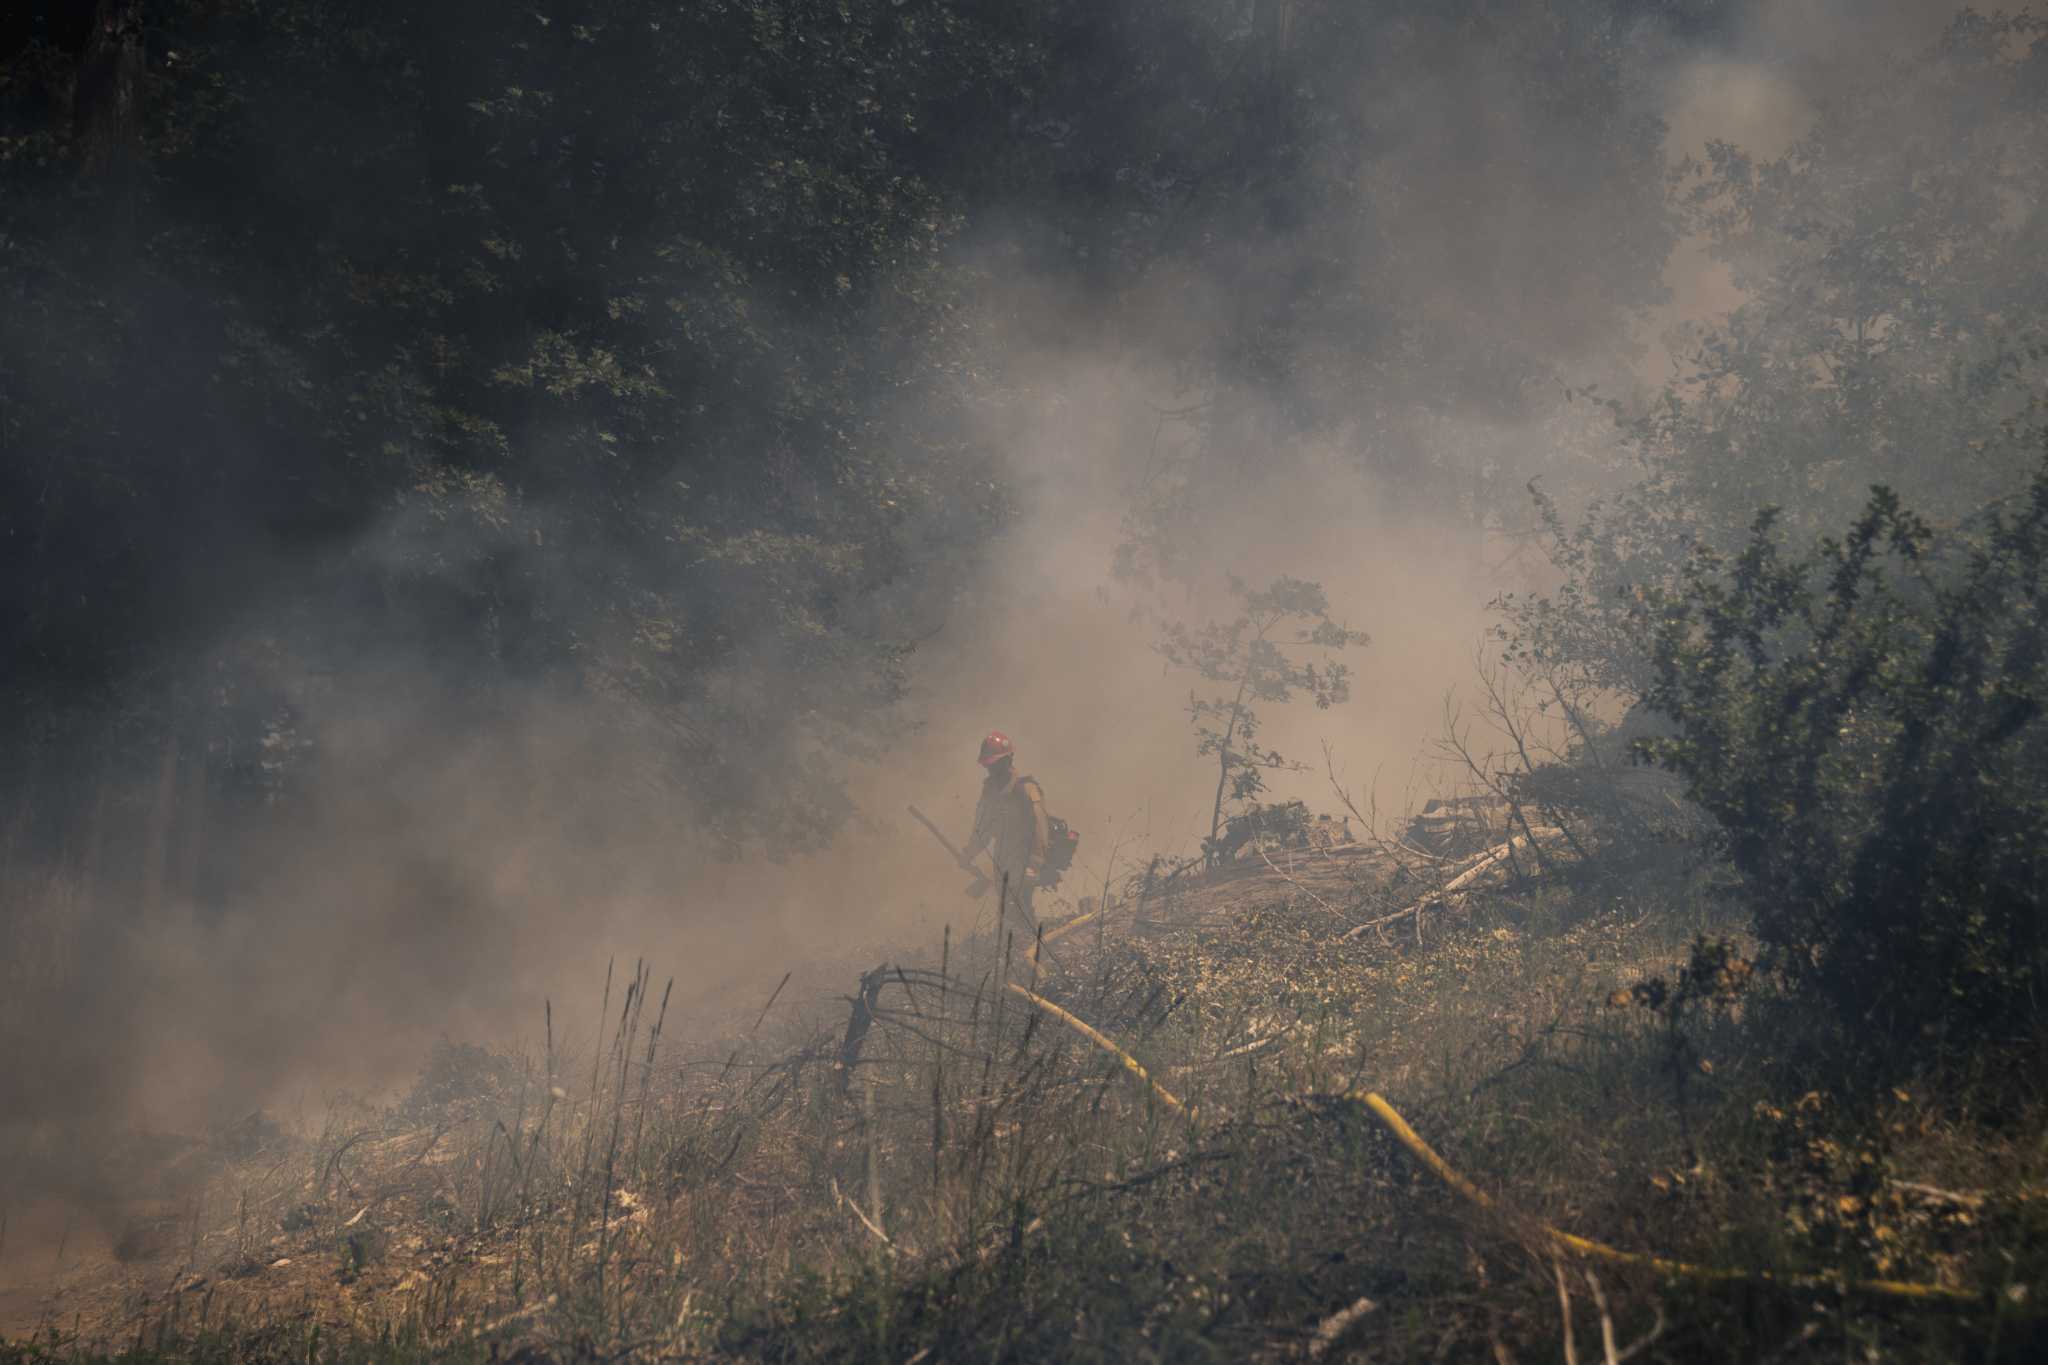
(75, 0, 146, 262)
(1208, 677, 1249, 846)
(77, 1, 145, 173)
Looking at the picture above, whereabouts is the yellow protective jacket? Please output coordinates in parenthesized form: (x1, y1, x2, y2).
(969, 770, 1049, 883)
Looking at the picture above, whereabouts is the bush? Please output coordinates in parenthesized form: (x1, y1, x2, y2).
(400, 1039, 527, 1123)
(1637, 457, 2048, 1057)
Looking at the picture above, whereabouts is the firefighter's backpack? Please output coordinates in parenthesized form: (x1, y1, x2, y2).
(1042, 812, 1080, 888)
(1019, 775, 1081, 889)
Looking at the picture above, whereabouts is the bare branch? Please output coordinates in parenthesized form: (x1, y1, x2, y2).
(1552, 1258, 1579, 1365)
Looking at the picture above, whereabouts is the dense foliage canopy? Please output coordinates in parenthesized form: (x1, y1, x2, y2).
(1495, 13, 2048, 1055)
(3, 0, 1690, 881)
(1501, 11, 2048, 707)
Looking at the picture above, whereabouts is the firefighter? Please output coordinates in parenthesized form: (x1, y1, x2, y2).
(964, 731, 1049, 943)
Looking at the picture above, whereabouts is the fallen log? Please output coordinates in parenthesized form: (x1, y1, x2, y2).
(1342, 828, 1561, 941)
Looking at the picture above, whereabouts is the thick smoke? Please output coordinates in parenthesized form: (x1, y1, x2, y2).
(0, 1, 1995, 1280)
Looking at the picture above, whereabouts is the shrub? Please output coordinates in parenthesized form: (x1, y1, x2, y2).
(1636, 457, 2048, 1057)
(401, 1039, 527, 1123)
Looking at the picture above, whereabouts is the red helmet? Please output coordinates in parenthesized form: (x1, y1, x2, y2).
(978, 731, 1015, 766)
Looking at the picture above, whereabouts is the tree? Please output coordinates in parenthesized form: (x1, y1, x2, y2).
(1650, 10, 2048, 539)
(1498, 11, 2048, 717)
(1098, 0, 1681, 592)
(1155, 576, 1367, 851)
(1479, 11, 2048, 1061)
(1637, 456, 2048, 1058)
(0, 0, 1700, 878)
(0, 0, 1052, 860)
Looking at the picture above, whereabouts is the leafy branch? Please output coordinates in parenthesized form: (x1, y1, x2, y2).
(1154, 576, 1368, 848)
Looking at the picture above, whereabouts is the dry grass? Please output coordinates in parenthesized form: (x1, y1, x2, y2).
(5, 837, 2047, 1363)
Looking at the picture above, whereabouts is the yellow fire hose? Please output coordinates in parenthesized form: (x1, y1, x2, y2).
(1022, 905, 1106, 970)
(1001, 984, 1981, 1306)
(1038, 904, 1104, 947)
(1350, 1091, 1979, 1304)
(1005, 983, 1189, 1114)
